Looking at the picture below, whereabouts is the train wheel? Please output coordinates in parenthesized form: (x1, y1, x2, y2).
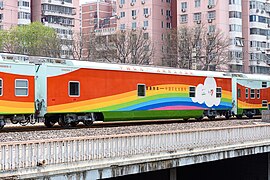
(208, 116, 215, 120)
(70, 121, 79, 127)
(247, 114, 253, 119)
(58, 117, 70, 128)
(183, 118, 189, 122)
(225, 112, 230, 120)
(196, 116, 203, 121)
(236, 115, 242, 119)
(83, 120, 93, 126)
(10, 118, 19, 124)
(44, 117, 55, 128)
(19, 118, 29, 126)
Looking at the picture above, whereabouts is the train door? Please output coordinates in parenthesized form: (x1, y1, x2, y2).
(34, 61, 47, 119)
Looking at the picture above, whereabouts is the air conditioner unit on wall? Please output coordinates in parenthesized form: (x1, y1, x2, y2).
(181, 8, 186, 12)
(145, 14, 149, 18)
(119, 4, 123, 8)
(141, 0, 145, 4)
(197, 20, 201, 24)
(208, 19, 212, 23)
(142, 26, 147, 30)
(130, 2, 134, 6)
(208, 5, 213, 9)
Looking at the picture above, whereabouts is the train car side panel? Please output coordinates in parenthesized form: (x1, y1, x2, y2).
(46, 67, 232, 120)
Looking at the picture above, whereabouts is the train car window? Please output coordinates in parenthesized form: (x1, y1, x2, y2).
(262, 100, 268, 107)
(257, 89, 260, 99)
(69, 81, 80, 97)
(250, 89, 255, 99)
(245, 88, 249, 99)
(137, 84, 146, 97)
(15, 79, 28, 96)
(0, 79, 2, 96)
(237, 88, 241, 98)
(216, 87, 222, 98)
(262, 82, 267, 88)
(189, 86, 196, 97)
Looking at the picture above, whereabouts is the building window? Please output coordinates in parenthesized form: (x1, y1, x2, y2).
(193, 13, 201, 21)
(143, 8, 149, 15)
(69, 81, 80, 97)
(120, 24, 125, 30)
(143, 32, 149, 39)
(180, 14, 188, 23)
(235, 37, 244, 47)
(120, 0, 125, 4)
(131, 0, 136, 2)
(216, 87, 222, 98)
(195, 0, 200, 7)
(15, 79, 28, 96)
(166, 10, 171, 17)
(132, 10, 136, 17)
(229, 11, 242, 18)
(208, 0, 215, 5)
(262, 81, 267, 87)
(0, 79, 2, 96)
(189, 86, 196, 97)
(208, 11, 216, 20)
(143, 20, 148, 27)
(181, 2, 187, 9)
(245, 88, 249, 99)
(132, 22, 136, 29)
(120, 11, 125, 18)
(0, 13, 3, 20)
(0, 1, 3, 9)
(208, 25, 215, 32)
(161, 21, 164, 28)
(138, 84, 146, 97)
(166, 22, 171, 29)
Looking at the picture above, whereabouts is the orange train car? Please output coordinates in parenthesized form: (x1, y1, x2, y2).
(37, 59, 233, 127)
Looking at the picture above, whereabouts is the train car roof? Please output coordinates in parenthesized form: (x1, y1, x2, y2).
(69, 59, 232, 78)
(243, 73, 270, 81)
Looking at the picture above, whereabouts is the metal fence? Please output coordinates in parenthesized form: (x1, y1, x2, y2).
(1, 124, 270, 171)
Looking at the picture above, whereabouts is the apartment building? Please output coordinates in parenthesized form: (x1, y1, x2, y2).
(116, 0, 172, 65)
(0, 0, 31, 30)
(177, 0, 270, 74)
(81, 0, 117, 60)
(32, 0, 80, 58)
(82, 0, 116, 35)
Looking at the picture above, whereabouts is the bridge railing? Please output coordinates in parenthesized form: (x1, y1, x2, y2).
(1, 124, 270, 171)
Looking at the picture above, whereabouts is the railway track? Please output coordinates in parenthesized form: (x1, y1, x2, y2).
(0, 116, 261, 133)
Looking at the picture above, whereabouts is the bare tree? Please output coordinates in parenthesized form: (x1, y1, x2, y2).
(90, 29, 154, 65)
(162, 24, 230, 71)
(198, 27, 230, 71)
(161, 29, 178, 67)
